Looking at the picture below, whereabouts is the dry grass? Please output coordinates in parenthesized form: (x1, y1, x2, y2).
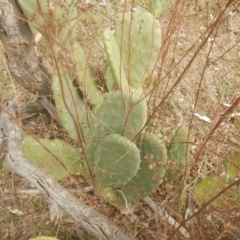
(1, 0, 240, 239)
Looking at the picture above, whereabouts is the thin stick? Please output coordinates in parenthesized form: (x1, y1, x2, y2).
(144, 197, 190, 239)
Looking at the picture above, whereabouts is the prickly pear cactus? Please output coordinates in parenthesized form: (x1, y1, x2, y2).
(168, 126, 189, 165)
(114, 11, 161, 87)
(3, 136, 83, 180)
(166, 126, 189, 182)
(105, 67, 115, 92)
(224, 151, 240, 183)
(98, 188, 125, 211)
(94, 134, 141, 188)
(148, 0, 173, 18)
(52, 68, 92, 140)
(85, 90, 147, 168)
(17, 0, 172, 208)
(94, 91, 147, 139)
(17, 0, 77, 44)
(194, 151, 240, 208)
(120, 132, 167, 203)
(103, 29, 128, 90)
(72, 42, 103, 106)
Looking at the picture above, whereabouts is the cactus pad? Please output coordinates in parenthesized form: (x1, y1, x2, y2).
(148, 0, 173, 18)
(94, 134, 141, 188)
(72, 42, 103, 106)
(224, 151, 240, 183)
(105, 67, 115, 92)
(167, 126, 189, 165)
(3, 136, 83, 180)
(194, 151, 240, 208)
(85, 90, 147, 169)
(17, 0, 77, 44)
(166, 126, 189, 182)
(52, 68, 91, 140)
(121, 132, 167, 203)
(114, 11, 161, 87)
(94, 90, 147, 139)
(103, 28, 129, 90)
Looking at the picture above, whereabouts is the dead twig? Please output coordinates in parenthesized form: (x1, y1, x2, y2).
(144, 197, 190, 239)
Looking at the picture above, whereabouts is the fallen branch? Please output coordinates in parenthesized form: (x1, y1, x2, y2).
(0, 100, 132, 240)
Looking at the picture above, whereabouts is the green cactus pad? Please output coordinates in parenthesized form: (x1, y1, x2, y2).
(103, 28, 129, 90)
(85, 90, 147, 169)
(114, 11, 161, 87)
(94, 134, 141, 188)
(94, 90, 147, 139)
(105, 67, 115, 92)
(168, 126, 188, 165)
(17, 0, 77, 44)
(193, 176, 240, 208)
(166, 126, 188, 182)
(98, 187, 125, 210)
(52, 68, 92, 140)
(72, 42, 103, 106)
(121, 132, 167, 203)
(194, 174, 240, 208)
(3, 136, 83, 180)
(148, 0, 173, 18)
(224, 152, 240, 183)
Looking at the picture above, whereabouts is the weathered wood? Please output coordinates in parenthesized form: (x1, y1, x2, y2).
(0, 0, 60, 123)
(0, 100, 132, 240)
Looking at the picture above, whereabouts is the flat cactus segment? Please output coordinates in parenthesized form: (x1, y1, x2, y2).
(114, 11, 161, 86)
(85, 90, 147, 169)
(3, 136, 83, 180)
(17, 0, 77, 44)
(103, 28, 129, 90)
(98, 188, 126, 211)
(94, 90, 147, 140)
(224, 152, 240, 183)
(193, 176, 237, 208)
(194, 175, 240, 209)
(94, 134, 141, 188)
(148, 0, 173, 18)
(166, 126, 188, 182)
(72, 42, 103, 106)
(121, 132, 167, 203)
(105, 67, 115, 92)
(168, 126, 189, 165)
(52, 68, 91, 140)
